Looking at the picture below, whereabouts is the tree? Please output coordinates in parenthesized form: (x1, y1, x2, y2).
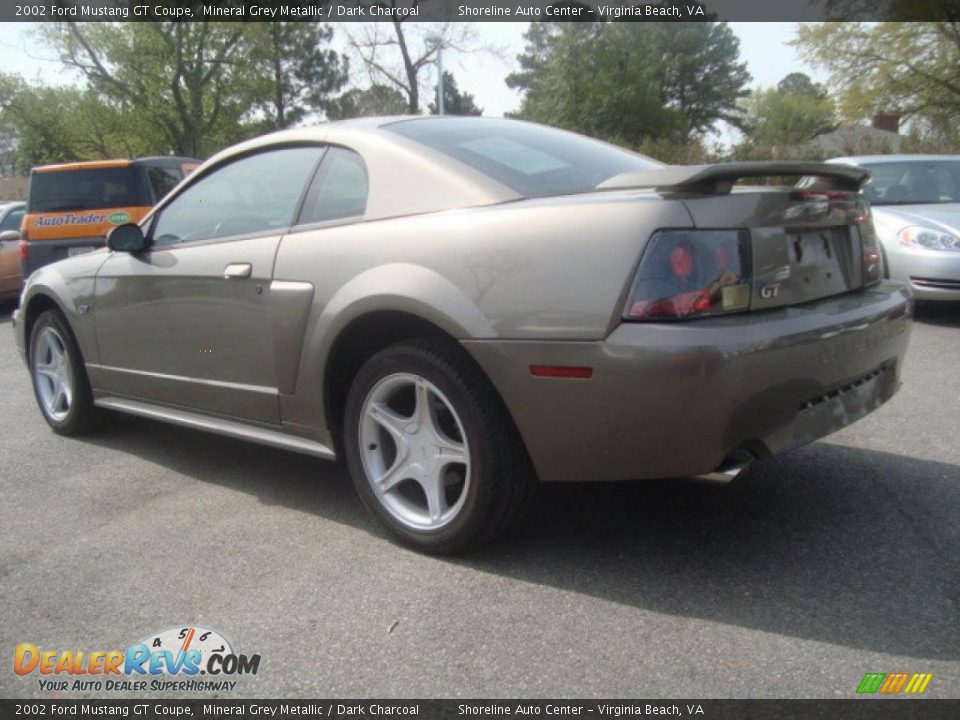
(0, 73, 157, 173)
(428, 72, 482, 116)
(508, 21, 750, 147)
(643, 22, 752, 134)
(39, 21, 349, 158)
(508, 23, 678, 146)
(505, 22, 561, 96)
(346, 11, 486, 114)
(326, 84, 408, 120)
(793, 22, 960, 148)
(246, 23, 348, 129)
(777, 72, 828, 99)
(41, 22, 251, 157)
(737, 78, 836, 156)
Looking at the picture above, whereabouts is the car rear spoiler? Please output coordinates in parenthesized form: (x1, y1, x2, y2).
(597, 161, 870, 195)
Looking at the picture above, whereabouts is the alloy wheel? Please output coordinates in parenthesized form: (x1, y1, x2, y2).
(358, 373, 471, 531)
(33, 326, 73, 422)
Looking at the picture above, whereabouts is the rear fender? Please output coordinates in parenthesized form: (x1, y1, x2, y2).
(280, 263, 494, 437)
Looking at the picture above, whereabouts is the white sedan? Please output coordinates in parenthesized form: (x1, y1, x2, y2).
(830, 155, 960, 300)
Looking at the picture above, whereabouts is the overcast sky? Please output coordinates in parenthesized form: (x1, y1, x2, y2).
(0, 21, 824, 141)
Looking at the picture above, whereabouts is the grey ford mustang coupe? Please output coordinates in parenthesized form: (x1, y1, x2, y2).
(14, 117, 912, 552)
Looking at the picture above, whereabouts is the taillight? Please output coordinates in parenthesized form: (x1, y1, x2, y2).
(857, 200, 882, 286)
(624, 230, 752, 320)
(19, 233, 28, 262)
(862, 242, 882, 286)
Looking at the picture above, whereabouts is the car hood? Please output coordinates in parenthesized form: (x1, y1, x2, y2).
(872, 203, 960, 235)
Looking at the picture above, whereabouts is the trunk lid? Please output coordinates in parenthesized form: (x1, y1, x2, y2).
(681, 189, 874, 310)
(599, 162, 877, 312)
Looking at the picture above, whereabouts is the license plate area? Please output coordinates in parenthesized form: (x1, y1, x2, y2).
(752, 226, 862, 309)
(67, 246, 97, 257)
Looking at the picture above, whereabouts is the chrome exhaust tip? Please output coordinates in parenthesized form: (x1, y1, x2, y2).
(692, 463, 750, 484)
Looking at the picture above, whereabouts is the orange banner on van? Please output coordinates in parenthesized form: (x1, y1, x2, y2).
(22, 206, 150, 241)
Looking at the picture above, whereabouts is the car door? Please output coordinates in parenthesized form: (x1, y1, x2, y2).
(0, 205, 25, 296)
(92, 145, 326, 424)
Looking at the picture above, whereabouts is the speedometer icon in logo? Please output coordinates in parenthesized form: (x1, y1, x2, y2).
(140, 626, 233, 672)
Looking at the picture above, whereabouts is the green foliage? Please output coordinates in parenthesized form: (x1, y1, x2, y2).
(326, 84, 408, 120)
(38, 22, 252, 158)
(635, 134, 722, 165)
(246, 23, 348, 129)
(776, 72, 828, 99)
(12, 21, 347, 164)
(737, 73, 836, 157)
(507, 21, 750, 148)
(0, 72, 157, 173)
(428, 72, 482, 116)
(0, 74, 80, 172)
(793, 22, 960, 149)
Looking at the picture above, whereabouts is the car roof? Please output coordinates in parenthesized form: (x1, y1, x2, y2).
(131, 156, 201, 166)
(829, 154, 960, 166)
(33, 159, 134, 173)
(33, 156, 200, 173)
(203, 115, 470, 161)
(175, 116, 528, 222)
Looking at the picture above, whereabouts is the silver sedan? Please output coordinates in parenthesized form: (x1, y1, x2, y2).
(830, 155, 960, 300)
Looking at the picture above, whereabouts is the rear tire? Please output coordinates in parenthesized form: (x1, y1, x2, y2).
(28, 309, 101, 436)
(343, 337, 536, 554)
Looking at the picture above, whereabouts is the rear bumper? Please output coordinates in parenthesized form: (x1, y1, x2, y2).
(463, 281, 913, 482)
(22, 237, 105, 276)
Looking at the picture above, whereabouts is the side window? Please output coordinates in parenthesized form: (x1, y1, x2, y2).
(147, 166, 183, 202)
(298, 148, 368, 225)
(151, 146, 323, 246)
(0, 208, 24, 232)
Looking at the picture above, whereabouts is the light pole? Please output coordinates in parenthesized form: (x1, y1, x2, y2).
(427, 34, 444, 115)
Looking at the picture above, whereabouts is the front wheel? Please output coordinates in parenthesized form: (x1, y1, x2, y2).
(343, 338, 536, 554)
(29, 309, 100, 435)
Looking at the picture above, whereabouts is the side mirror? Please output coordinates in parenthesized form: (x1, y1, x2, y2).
(0, 230, 20, 243)
(106, 223, 147, 253)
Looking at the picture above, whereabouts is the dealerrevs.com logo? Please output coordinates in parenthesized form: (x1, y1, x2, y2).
(13, 626, 260, 693)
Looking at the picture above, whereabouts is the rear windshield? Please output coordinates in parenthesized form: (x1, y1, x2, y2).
(28, 167, 138, 213)
(862, 160, 960, 205)
(387, 118, 662, 198)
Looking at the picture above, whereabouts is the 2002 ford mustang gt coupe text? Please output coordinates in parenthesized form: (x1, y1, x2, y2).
(14, 117, 912, 552)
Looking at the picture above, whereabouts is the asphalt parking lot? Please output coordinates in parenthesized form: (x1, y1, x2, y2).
(1, 301, 958, 699)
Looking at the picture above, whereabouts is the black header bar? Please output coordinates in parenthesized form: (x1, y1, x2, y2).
(1, 0, 958, 22)
(2, 700, 960, 720)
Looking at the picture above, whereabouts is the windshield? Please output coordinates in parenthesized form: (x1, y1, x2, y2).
(28, 167, 138, 213)
(387, 118, 662, 198)
(862, 160, 960, 206)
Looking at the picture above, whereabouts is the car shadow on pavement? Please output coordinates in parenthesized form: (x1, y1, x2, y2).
(82, 415, 960, 662)
(0, 301, 16, 324)
(913, 300, 960, 328)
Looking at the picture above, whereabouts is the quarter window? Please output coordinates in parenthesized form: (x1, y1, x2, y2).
(0, 208, 24, 232)
(298, 148, 368, 225)
(147, 166, 184, 202)
(151, 146, 324, 246)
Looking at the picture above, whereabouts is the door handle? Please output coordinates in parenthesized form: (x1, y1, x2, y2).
(223, 263, 252, 279)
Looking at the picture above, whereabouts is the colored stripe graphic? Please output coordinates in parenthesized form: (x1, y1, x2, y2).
(858, 672, 932, 694)
(907, 674, 933, 694)
(880, 672, 909, 693)
(857, 673, 886, 693)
